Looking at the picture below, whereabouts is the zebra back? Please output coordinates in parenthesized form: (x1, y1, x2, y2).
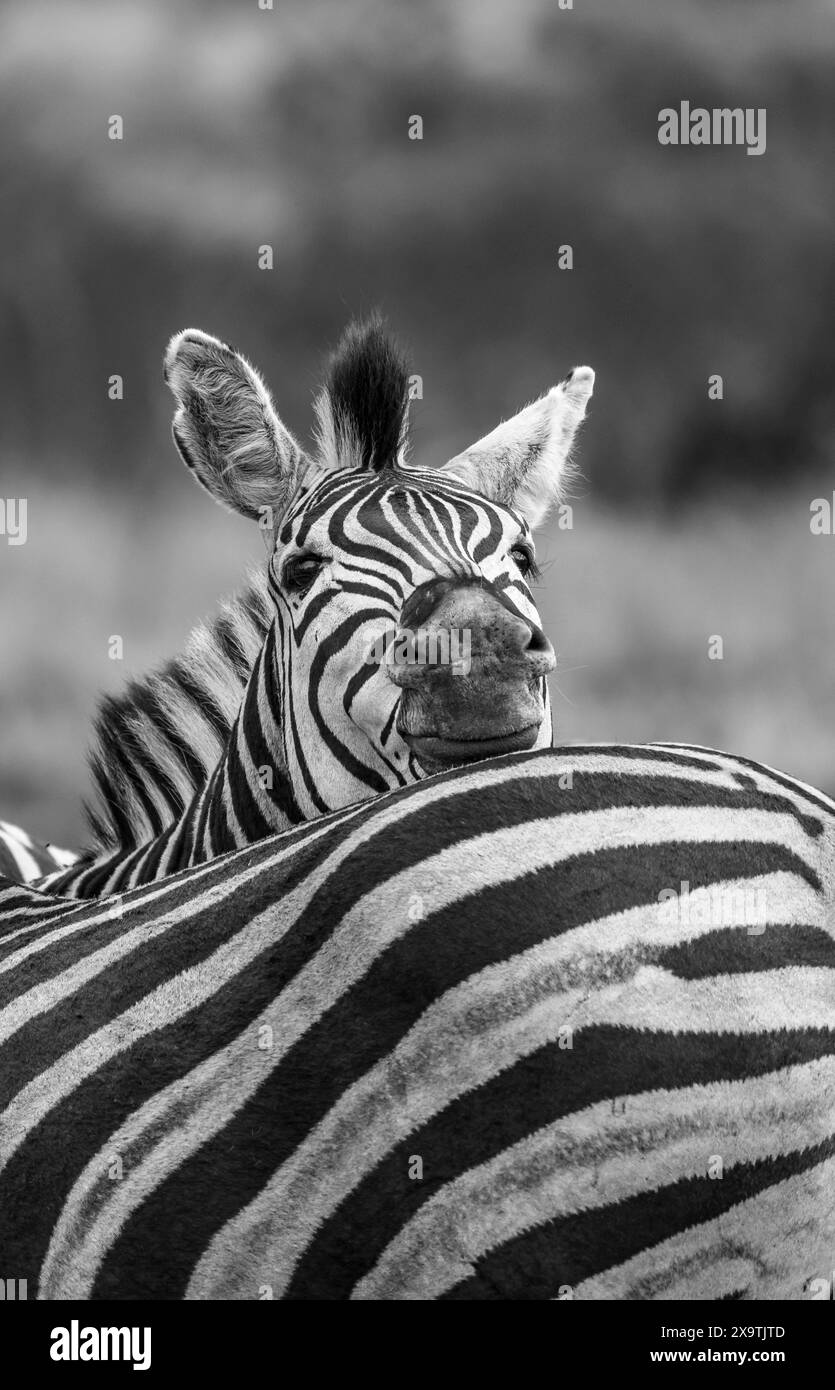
(3, 744, 834, 1299)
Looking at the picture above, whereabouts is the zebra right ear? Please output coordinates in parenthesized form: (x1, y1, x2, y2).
(441, 368, 594, 529)
(164, 329, 310, 523)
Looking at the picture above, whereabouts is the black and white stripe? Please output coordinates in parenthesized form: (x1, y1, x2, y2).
(0, 820, 78, 884)
(81, 576, 273, 853)
(4, 744, 834, 1299)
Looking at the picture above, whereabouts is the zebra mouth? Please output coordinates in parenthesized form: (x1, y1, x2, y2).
(400, 723, 540, 766)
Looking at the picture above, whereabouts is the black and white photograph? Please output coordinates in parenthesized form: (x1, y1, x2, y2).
(0, 0, 833, 1346)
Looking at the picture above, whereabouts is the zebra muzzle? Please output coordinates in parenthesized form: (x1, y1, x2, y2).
(387, 577, 555, 766)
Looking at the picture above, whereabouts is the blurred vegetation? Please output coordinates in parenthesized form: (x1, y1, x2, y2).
(2, 0, 834, 845)
(1, 0, 834, 499)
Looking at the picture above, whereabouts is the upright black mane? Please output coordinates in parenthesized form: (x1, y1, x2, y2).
(324, 314, 411, 470)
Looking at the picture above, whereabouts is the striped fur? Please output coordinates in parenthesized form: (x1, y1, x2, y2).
(83, 573, 272, 852)
(3, 744, 835, 1299)
(40, 320, 594, 898)
(0, 821, 78, 884)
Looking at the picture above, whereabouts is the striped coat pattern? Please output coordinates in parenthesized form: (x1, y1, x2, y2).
(0, 820, 78, 884)
(3, 744, 834, 1299)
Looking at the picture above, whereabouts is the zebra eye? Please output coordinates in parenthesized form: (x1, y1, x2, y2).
(281, 552, 324, 593)
(509, 544, 540, 580)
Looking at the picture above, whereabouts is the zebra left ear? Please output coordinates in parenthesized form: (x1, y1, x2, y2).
(441, 367, 594, 528)
(164, 329, 311, 523)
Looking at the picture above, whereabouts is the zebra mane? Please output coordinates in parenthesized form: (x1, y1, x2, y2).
(83, 569, 273, 854)
(314, 314, 411, 472)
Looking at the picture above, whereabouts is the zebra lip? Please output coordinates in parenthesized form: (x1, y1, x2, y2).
(400, 724, 540, 764)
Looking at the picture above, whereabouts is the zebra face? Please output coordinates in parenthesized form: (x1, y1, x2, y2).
(270, 468, 557, 788)
(165, 316, 594, 814)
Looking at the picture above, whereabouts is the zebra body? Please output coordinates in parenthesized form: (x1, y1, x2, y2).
(0, 820, 78, 884)
(3, 743, 834, 1299)
(39, 317, 595, 897)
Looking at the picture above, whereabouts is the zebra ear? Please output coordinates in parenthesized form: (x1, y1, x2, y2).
(441, 367, 594, 528)
(164, 329, 310, 523)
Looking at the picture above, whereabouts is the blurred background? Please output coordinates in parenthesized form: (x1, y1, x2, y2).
(2, 0, 834, 847)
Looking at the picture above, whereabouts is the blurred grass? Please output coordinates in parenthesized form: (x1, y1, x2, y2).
(4, 489, 833, 848)
(1, 484, 260, 847)
(540, 498, 835, 796)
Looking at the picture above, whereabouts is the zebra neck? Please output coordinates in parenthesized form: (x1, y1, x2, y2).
(40, 624, 302, 899)
(191, 625, 301, 860)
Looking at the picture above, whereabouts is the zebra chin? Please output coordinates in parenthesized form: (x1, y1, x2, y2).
(394, 678, 549, 771)
(399, 722, 542, 771)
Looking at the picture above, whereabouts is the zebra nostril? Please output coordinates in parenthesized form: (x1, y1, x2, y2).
(525, 624, 551, 655)
(400, 577, 456, 630)
(521, 624, 556, 675)
(385, 642, 424, 688)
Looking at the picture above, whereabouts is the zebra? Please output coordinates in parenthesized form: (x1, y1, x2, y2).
(39, 315, 595, 898)
(0, 820, 78, 884)
(2, 742, 834, 1299)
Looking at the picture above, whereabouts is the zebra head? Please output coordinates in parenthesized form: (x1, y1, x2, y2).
(164, 317, 593, 813)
